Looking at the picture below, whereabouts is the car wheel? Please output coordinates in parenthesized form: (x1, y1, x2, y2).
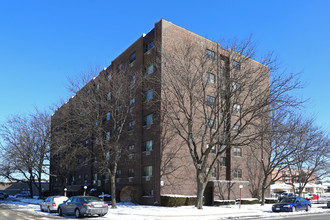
(306, 205, 311, 211)
(40, 205, 43, 212)
(98, 214, 105, 217)
(291, 206, 296, 212)
(75, 208, 82, 218)
(58, 207, 63, 216)
(47, 207, 51, 213)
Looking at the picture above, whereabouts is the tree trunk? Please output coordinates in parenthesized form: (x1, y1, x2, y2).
(260, 178, 267, 205)
(196, 172, 206, 209)
(110, 174, 117, 208)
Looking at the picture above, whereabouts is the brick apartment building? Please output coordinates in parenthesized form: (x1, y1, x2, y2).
(272, 168, 315, 184)
(50, 19, 270, 205)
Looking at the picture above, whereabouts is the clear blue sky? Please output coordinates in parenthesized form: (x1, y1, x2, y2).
(0, 0, 329, 131)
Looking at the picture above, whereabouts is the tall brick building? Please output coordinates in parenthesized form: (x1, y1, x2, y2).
(50, 19, 270, 205)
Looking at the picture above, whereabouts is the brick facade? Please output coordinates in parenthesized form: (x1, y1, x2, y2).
(50, 19, 270, 205)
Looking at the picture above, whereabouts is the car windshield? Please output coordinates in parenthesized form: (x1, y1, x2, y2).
(82, 196, 102, 202)
(280, 198, 295, 203)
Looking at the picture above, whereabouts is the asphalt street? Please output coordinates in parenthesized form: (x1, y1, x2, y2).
(249, 213, 330, 220)
(0, 204, 62, 220)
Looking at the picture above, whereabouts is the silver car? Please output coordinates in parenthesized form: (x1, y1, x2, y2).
(58, 196, 108, 218)
(40, 196, 68, 213)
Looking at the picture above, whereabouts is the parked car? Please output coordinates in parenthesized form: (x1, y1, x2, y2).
(327, 200, 330, 208)
(272, 197, 311, 212)
(58, 196, 108, 218)
(0, 192, 8, 200)
(15, 192, 30, 198)
(278, 192, 295, 200)
(305, 193, 319, 201)
(40, 196, 68, 213)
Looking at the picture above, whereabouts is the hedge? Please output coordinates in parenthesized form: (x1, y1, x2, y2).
(237, 198, 260, 205)
(160, 195, 187, 207)
(213, 200, 236, 206)
(265, 198, 278, 204)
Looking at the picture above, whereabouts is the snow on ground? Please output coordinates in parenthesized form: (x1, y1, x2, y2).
(1, 194, 330, 219)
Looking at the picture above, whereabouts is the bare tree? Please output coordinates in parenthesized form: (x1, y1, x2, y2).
(0, 110, 51, 197)
(160, 35, 275, 209)
(53, 65, 140, 208)
(286, 118, 330, 196)
(251, 112, 302, 205)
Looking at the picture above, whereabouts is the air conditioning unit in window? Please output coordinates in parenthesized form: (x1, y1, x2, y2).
(129, 177, 133, 183)
(116, 178, 120, 183)
(145, 176, 150, 181)
(128, 154, 133, 159)
(130, 62, 134, 67)
(146, 151, 151, 156)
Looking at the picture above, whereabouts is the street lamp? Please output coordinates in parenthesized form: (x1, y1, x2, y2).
(64, 188, 67, 197)
(239, 185, 243, 209)
(84, 186, 87, 196)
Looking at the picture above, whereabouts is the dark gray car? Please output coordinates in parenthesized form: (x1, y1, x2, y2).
(58, 196, 108, 218)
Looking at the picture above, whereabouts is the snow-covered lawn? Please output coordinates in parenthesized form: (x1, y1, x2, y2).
(1, 195, 330, 219)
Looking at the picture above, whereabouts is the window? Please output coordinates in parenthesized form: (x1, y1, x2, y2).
(116, 170, 121, 178)
(128, 121, 135, 131)
(207, 95, 215, 105)
(118, 149, 122, 159)
(207, 119, 214, 128)
(234, 169, 242, 178)
(107, 73, 112, 81)
(144, 140, 153, 152)
(106, 151, 110, 160)
(206, 49, 215, 60)
(207, 144, 216, 153)
(146, 89, 153, 101)
(129, 145, 135, 152)
(130, 75, 136, 86)
(211, 145, 216, 154)
(107, 92, 111, 101)
(144, 166, 152, 177)
(206, 168, 216, 177)
(233, 104, 241, 114)
(128, 168, 134, 177)
(146, 64, 154, 75)
(232, 82, 240, 91)
(117, 63, 123, 72)
(106, 131, 110, 141)
(129, 52, 136, 63)
(207, 72, 215, 83)
(130, 97, 135, 108)
(220, 157, 226, 166)
(145, 40, 154, 52)
(116, 105, 122, 115)
(144, 114, 153, 126)
(143, 190, 154, 197)
(106, 112, 111, 121)
(233, 61, 240, 70)
(105, 172, 110, 182)
(233, 125, 239, 134)
(233, 147, 242, 157)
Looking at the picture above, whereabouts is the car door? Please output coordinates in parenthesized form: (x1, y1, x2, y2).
(67, 197, 78, 215)
(62, 197, 73, 214)
(43, 197, 51, 210)
(295, 198, 302, 210)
